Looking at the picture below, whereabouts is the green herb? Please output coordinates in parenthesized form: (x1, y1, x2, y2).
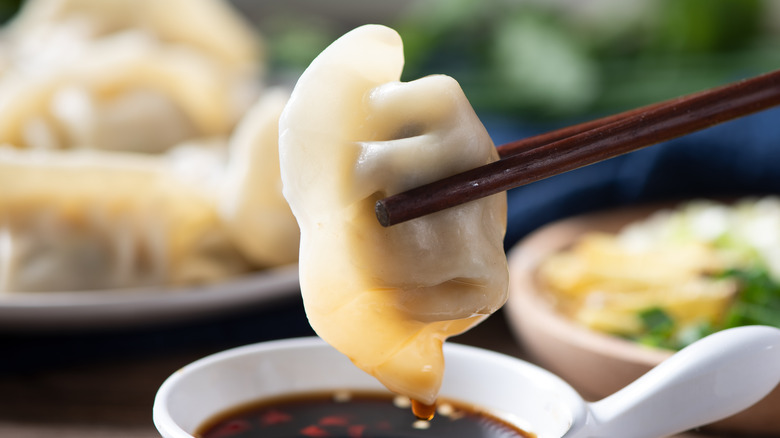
(722, 268, 780, 328)
(392, 0, 779, 118)
(630, 268, 780, 351)
(632, 307, 717, 351)
(0, 0, 20, 24)
(640, 308, 675, 337)
(635, 307, 677, 350)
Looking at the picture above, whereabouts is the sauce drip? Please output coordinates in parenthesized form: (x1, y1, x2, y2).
(411, 399, 436, 421)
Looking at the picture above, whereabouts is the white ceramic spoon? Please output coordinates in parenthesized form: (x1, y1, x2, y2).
(569, 325, 780, 438)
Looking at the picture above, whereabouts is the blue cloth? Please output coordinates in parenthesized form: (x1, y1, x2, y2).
(483, 105, 780, 250)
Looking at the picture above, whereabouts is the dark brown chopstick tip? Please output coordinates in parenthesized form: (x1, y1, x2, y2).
(375, 200, 391, 227)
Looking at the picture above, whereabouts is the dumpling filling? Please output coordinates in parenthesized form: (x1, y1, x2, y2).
(279, 25, 508, 406)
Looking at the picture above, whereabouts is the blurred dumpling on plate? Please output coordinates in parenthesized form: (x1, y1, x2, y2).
(0, 0, 303, 294)
(0, 0, 262, 153)
(0, 85, 303, 293)
(219, 88, 300, 268)
(0, 0, 261, 74)
(0, 144, 252, 292)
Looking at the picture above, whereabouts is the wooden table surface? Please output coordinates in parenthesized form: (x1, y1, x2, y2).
(0, 296, 752, 437)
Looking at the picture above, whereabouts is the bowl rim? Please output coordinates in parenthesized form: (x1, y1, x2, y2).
(152, 336, 589, 438)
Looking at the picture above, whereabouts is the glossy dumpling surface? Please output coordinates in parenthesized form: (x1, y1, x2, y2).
(279, 25, 508, 404)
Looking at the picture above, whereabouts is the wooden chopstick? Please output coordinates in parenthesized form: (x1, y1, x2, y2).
(495, 98, 683, 159)
(375, 68, 780, 227)
(493, 78, 741, 159)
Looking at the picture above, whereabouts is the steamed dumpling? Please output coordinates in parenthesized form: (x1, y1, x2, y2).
(279, 25, 508, 405)
(0, 32, 255, 152)
(0, 145, 249, 292)
(0, 0, 260, 74)
(0, 0, 261, 153)
(0, 86, 304, 292)
(219, 89, 300, 267)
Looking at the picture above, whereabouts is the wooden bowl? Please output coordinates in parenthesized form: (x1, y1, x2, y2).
(504, 203, 780, 436)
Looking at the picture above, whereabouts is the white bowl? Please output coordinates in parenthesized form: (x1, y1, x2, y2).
(154, 331, 780, 438)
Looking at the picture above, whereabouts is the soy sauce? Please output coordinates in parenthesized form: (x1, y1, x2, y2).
(196, 391, 535, 438)
(410, 399, 436, 421)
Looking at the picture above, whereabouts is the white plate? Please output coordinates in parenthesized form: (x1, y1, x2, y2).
(0, 264, 299, 331)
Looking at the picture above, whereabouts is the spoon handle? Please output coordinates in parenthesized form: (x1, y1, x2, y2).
(587, 325, 780, 438)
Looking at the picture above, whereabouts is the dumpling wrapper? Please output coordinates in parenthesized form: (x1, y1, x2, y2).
(219, 89, 300, 267)
(279, 25, 508, 405)
(0, 0, 261, 74)
(0, 144, 250, 292)
(0, 0, 262, 152)
(0, 31, 256, 152)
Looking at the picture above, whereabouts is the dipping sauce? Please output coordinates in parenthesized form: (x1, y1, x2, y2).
(196, 391, 534, 438)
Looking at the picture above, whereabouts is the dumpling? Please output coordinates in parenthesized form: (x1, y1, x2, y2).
(0, 90, 305, 293)
(219, 89, 300, 267)
(0, 0, 260, 74)
(0, 0, 261, 153)
(279, 25, 508, 406)
(0, 145, 249, 292)
(0, 31, 257, 153)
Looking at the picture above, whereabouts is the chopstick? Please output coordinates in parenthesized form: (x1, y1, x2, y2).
(494, 97, 687, 159)
(375, 68, 780, 227)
